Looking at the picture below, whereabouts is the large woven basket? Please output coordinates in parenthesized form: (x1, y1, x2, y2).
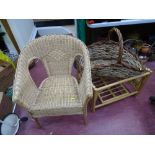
(88, 27, 145, 79)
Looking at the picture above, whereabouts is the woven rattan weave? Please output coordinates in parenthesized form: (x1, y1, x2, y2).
(13, 35, 93, 126)
(88, 28, 145, 79)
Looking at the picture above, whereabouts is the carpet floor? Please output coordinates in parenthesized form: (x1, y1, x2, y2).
(16, 60, 155, 135)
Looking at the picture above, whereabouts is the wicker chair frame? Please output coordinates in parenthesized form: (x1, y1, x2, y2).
(13, 35, 93, 127)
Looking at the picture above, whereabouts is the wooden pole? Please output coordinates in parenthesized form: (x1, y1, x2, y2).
(0, 19, 20, 54)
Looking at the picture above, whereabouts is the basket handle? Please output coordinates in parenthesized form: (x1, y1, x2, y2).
(108, 28, 124, 64)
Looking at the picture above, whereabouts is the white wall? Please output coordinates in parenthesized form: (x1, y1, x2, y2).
(7, 19, 35, 50)
(7, 19, 76, 50)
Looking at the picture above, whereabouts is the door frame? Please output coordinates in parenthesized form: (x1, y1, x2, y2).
(0, 19, 20, 54)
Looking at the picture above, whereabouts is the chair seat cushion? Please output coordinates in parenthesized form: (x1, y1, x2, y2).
(30, 75, 83, 117)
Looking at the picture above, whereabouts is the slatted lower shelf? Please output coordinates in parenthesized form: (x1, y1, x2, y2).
(92, 69, 151, 111)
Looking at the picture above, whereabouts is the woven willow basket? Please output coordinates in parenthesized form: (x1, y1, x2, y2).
(88, 27, 145, 79)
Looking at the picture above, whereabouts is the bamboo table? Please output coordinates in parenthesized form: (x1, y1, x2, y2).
(91, 68, 152, 112)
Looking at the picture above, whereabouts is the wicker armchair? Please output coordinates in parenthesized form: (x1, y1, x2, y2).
(13, 35, 93, 127)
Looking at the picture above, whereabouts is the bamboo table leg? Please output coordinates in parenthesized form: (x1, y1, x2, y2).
(136, 75, 150, 92)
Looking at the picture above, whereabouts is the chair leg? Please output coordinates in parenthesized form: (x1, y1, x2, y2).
(83, 106, 88, 125)
(83, 97, 92, 125)
(83, 113, 88, 125)
(92, 91, 98, 112)
(34, 118, 42, 128)
(28, 112, 42, 128)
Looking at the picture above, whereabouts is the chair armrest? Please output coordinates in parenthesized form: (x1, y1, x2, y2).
(78, 72, 93, 106)
(13, 84, 38, 110)
(12, 61, 39, 110)
(78, 49, 93, 106)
